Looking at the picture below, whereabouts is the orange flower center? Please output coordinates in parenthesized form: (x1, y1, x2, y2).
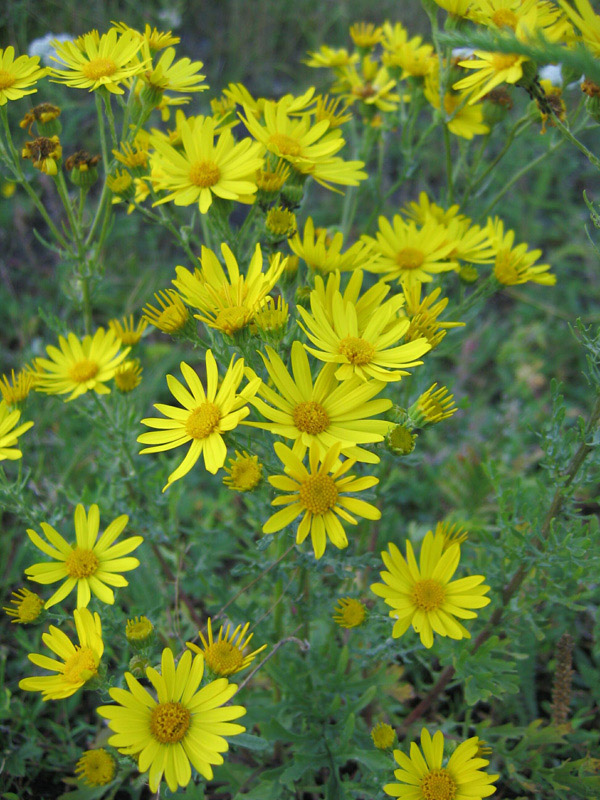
(0, 70, 16, 90)
(293, 401, 329, 435)
(269, 133, 302, 157)
(299, 474, 338, 515)
(186, 402, 221, 439)
(65, 547, 99, 578)
(338, 336, 375, 365)
(189, 160, 220, 187)
(204, 640, 244, 675)
(411, 579, 446, 612)
(69, 359, 99, 384)
(491, 9, 518, 29)
(63, 646, 98, 684)
(82, 58, 117, 81)
(420, 768, 457, 800)
(150, 702, 191, 743)
(395, 247, 424, 270)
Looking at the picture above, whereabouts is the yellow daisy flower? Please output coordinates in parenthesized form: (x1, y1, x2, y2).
(471, 0, 572, 41)
(385, 729, 498, 799)
(19, 607, 103, 700)
(223, 450, 263, 491)
(402, 284, 464, 350)
(253, 295, 289, 338)
(108, 314, 148, 345)
(334, 56, 400, 113)
(34, 328, 130, 401)
(402, 192, 465, 227)
(297, 282, 430, 382)
(150, 115, 264, 214)
(173, 244, 285, 337)
(312, 95, 353, 128)
(3, 587, 44, 623)
(304, 46, 359, 70)
(488, 217, 555, 285)
(453, 51, 528, 104)
(114, 359, 143, 392)
(362, 216, 460, 287)
(245, 340, 393, 464)
(412, 383, 458, 425)
(381, 22, 436, 78)
(350, 22, 383, 49)
(371, 722, 395, 750)
(424, 69, 489, 140)
(263, 442, 381, 559)
(25, 504, 142, 609)
(50, 29, 148, 94)
(142, 289, 190, 334)
(75, 748, 116, 787)
(97, 647, 246, 793)
(0, 400, 34, 460)
(559, 0, 600, 56)
(371, 530, 491, 649)
(138, 353, 261, 489)
(289, 217, 376, 273)
(240, 97, 366, 190)
(110, 22, 180, 52)
(125, 615, 154, 645)
(0, 47, 47, 105)
(333, 597, 367, 628)
(139, 45, 207, 96)
(187, 618, 267, 676)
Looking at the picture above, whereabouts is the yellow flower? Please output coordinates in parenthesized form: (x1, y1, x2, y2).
(97, 647, 246, 792)
(412, 383, 458, 425)
(362, 216, 459, 287)
(0, 47, 47, 105)
(402, 284, 464, 350)
(113, 141, 149, 171)
(126, 615, 154, 644)
(173, 244, 285, 337)
(114, 359, 143, 392)
(305, 46, 359, 70)
(111, 22, 180, 51)
(50, 29, 148, 94)
(34, 328, 130, 401)
(266, 205, 296, 237)
(139, 45, 207, 95)
(223, 450, 263, 491)
(150, 115, 264, 214)
(138, 353, 261, 489)
(245, 340, 393, 464)
(142, 289, 190, 333)
(75, 749, 116, 786)
(350, 22, 383, 49)
(0, 400, 34, 460)
(453, 51, 528, 104)
(402, 192, 465, 227)
(385, 729, 498, 799)
(263, 442, 381, 559)
(290, 216, 376, 273)
(20, 102, 61, 134)
(3, 587, 44, 623)
(19, 607, 103, 700)
(371, 722, 395, 750)
(559, 0, 600, 56)
(108, 314, 148, 345)
(25, 504, 142, 609)
(471, 0, 572, 41)
(333, 597, 367, 628)
(433, 0, 473, 14)
(21, 135, 62, 176)
(435, 519, 469, 549)
(297, 276, 430, 382)
(240, 97, 366, 190)
(381, 23, 436, 77)
(252, 295, 289, 337)
(371, 530, 491, 649)
(333, 56, 400, 113)
(488, 217, 555, 285)
(256, 159, 290, 193)
(424, 69, 490, 140)
(0, 368, 36, 406)
(107, 168, 134, 197)
(187, 618, 267, 676)
(312, 95, 353, 128)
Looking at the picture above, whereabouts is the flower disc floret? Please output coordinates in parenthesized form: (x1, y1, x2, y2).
(75, 749, 116, 786)
(187, 617, 267, 676)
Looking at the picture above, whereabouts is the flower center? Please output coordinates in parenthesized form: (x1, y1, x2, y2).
(293, 401, 330, 435)
(186, 402, 221, 439)
(214, 305, 250, 334)
(299, 474, 339, 515)
(69, 359, 99, 384)
(14, 592, 44, 623)
(491, 9, 518, 29)
(411, 579, 446, 612)
(494, 250, 519, 284)
(63, 647, 98, 684)
(420, 768, 457, 800)
(395, 247, 425, 270)
(150, 701, 191, 743)
(340, 600, 366, 627)
(82, 57, 117, 80)
(158, 304, 188, 332)
(77, 749, 115, 786)
(491, 53, 520, 71)
(65, 547, 99, 579)
(189, 160, 220, 187)
(269, 133, 302, 157)
(0, 70, 16, 90)
(338, 336, 375, 365)
(229, 459, 262, 490)
(205, 640, 244, 675)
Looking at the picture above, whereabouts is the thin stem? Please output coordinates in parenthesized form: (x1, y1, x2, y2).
(443, 124, 454, 205)
(552, 114, 600, 171)
(102, 91, 118, 150)
(236, 633, 309, 693)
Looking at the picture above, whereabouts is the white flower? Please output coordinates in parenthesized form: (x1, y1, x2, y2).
(28, 33, 73, 66)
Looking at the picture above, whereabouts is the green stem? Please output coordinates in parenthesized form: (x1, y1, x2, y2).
(102, 91, 118, 150)
(443, 124, 454, 205)
(551, 114, 600, 171)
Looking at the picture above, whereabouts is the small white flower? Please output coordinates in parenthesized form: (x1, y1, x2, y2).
(28, 32, 73, 66)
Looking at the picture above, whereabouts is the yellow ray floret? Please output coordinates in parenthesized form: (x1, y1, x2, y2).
(289, 217, 376, 273)
(0, 47, 47, 105)
(97, 647, 246, 793)
(488, 217, 555, 285)
(263, 442, 380, 559)
(19, 607, 103, 700)
(0, 400, 34, 461)
(25, 503, 142, 609)
(371, 529, 491, 649)
(384, 728, 498, 799)
(138, 352, 261, 489)
(187, 617, 267, 676)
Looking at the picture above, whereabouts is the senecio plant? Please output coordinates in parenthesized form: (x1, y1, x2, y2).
(1, 1, 600, 798)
